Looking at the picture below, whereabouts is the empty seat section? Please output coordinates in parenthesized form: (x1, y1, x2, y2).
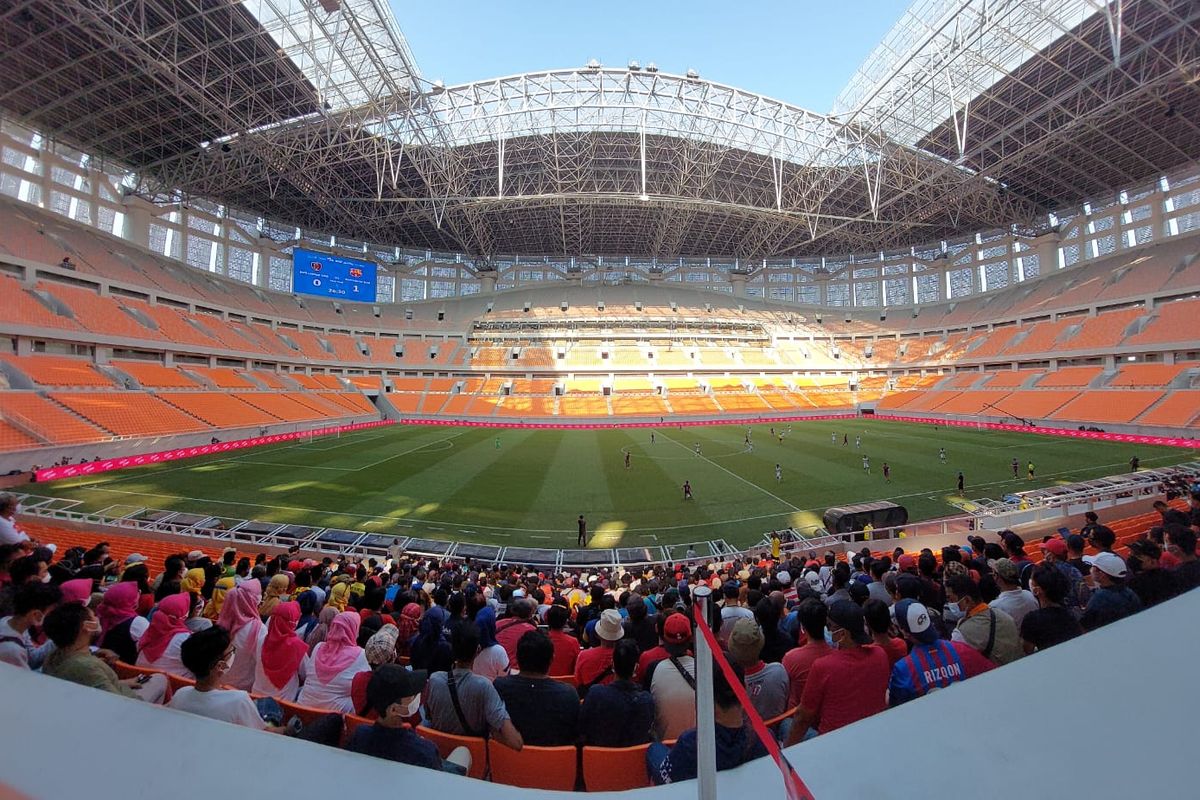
(132, 303, 222, 347)
(652, 350, 693, 368)
(425, 379, 456, 393)
(113, 361, 199, 388)
(388, 394, 423, 413)
(612, 376, 655, 393)
(565, 377, 604, 393)
(0, 354, 112, 387)
(940, 372, 982, 389)
(1127, 298, 1200, 346)
(41, 283, 154, 340)
(981, 370, 1043, 388)
(471, 347, 510, 368)
(325, 333, 369, 362)
(250, 371, 289, 389)
(51, 392, 209, 436)
(439, 395, 473, 416)
(365, 338, 400, 364)
(0, 420, 38, 450)
(1035, 366, 1102, 388)
(237, 393, 332, 422)
(346, 376, 381, 390)
(279, 330, 329, 360)
(668, 395, 721, 415)
(288, 374, 326, 390)
(0, 275, 81, 331)
(1058, 308, 1143, 350)
(497, 396, 556, 416)
(509, 378, 556, 394)
(465, 396, 501, 416)
(661, 377, 699, 393)
(1049, 391, 1165, 425)
(994, 391, 1080, 419)
(900, 391, 962, 412)
(934, 391, 1013, 415)
(480, 377, 508, 394)
(158, 393, 280, 427)
(761, 391, 812, 410)
(899, 338, 938, 363)
(876, 391, 923, 409)
(417, 394, 449, 414)
(714, 393, 772, 412)
(966, 327, 1022, 358)
(739, 349, 778, 367)
(517, 347, 555, 367)
(1136, 391, 1200, 427)
(322, 393, 375, 415)
(1002, 318, 1072, 355)
(185, 314, 252, 352)
(186, 367, 254, 389)
(288, 393, 350, 417)
(610, 396, 668, 416)
(229, 322, 293, 357)
(389, 377, 427, 392)
(697, 349, 736, 367)
(1109, 363, 1190, 388)
(0, 392, 108, 443)
(559, 396, 608, 416)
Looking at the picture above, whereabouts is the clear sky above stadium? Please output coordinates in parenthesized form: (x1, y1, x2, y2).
(391, 1, 912, 112)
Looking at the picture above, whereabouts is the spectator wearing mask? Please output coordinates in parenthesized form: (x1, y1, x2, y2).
(727, 616, 789, 722)
(1080, 553, 1142, 632)
(545, 604, 580, 676)
(946, 575, 1022, 666)
(424, 621, 523, 751)
(646, 613, 697, 740)
(575, 609, 624, 693)
(1126, 539, 1179, 608)
(0, 582, 62, 668)
(623, 595, 658, 652)
(782, 599, 832, 710)
(42, 601, 168, 703)
(137, 593, 195, 678)
(346, 664, 470, 775)
(784, 600, 890, 744)
(0, 554, 50, 617)
(888, 599, 994, 705)
(298, 611, 369, 713)
(862, 599, 907, 666)
(579, 639, 655, 747)
(169, 626, 276, 730)
(988, 558, 1039, 629)
(1020, 565, 1084, 654)
(494, 630, 580, 746)
(648, 660, 766, 785)
(1165, 526, 1200, 593)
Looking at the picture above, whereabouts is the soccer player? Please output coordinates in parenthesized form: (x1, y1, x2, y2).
(842, 434, 848, 447)
(1011, 458, 1019, 479)
(939, 447, 947, 464)
(855, 435, 862, 449)
(495, 436, 500, 449)
(831, 432, 836, 445)
(694, 442, 701, 456)
(682, 480, 693, 501)
(746, 441, 755, 454)
(625, 451, 631, 470)
(650, 431, 656, 445)
(957, 471, 965, 493)
(778, 433, 784, 445)
(1129, 455, 1139, 472)
(1027, 461, 1035, 480)
(577, 515, 587, 547)
(882, 462, 891, 483)
(862, 455, 870, 474)
(775, 464, 782, 482)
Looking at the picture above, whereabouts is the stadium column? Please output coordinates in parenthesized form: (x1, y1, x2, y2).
(729, 271, 747, 297)
(1032, 230, 1061, 273)
(479, 271, 498, 293)
(120, 194, 157, 249)
(256, 236, 282, 289)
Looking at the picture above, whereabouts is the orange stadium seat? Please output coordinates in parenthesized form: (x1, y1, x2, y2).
(439, 395, 473, 416)
(0, 274, 82, 331)
(418, 394, 449, 414)
(0, 392, 108, 444)
(560, 396, 608, 416)
(1049, 391, 1166, 425)
(980, 370, 1043, 388)
(582, 745, 655, 791)
(1035, 366, 1102, 388)
(489, 742, 578, 791)
(669, 395, 721, 415)
(130, 302, 222, 347)
(50, 392, 209, 436)
(498, 396, 556, 416)
(1136, 391, 1200, 428)
(1057, 308, 1143, 351)
(40, 282, 154, 340)
(415, 727, 488, 781)
(1001, 318, 1073, 355)
(1108, 363, 1190, 388)
(237, 393, 330, 423)
(112, 361, 199, 388)
(0, 420, 38, 451)
(0, 354, 113, 387)
(931, 391, 1011, 415)
(611, 395, 669, 416)
(157, 393, 280, 428)
(185, 366, 255, 389)
(966, 327, 1022, 358)
(387, 394, 422, 413)
(250, 371, 289, 390)
(1127, 298, 1200, 346)
(982, 390, 1078, 419)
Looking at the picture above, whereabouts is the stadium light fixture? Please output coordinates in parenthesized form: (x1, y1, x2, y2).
(686, 68, 700, 80)
(645, 62, 659, 72)
(628, 60, 641, 71)
(586, 59, 601, 70)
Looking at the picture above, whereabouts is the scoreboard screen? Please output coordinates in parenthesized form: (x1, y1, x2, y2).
(292, 247, 377, 300)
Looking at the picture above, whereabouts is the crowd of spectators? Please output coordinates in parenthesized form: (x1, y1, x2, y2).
(1, 488, 1199, 787)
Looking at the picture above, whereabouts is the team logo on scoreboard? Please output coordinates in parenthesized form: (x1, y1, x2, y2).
(310, 262, 322, 271)
(349, 267, 363, 277)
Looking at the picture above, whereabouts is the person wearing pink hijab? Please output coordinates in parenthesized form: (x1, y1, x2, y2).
(216, 581, 265, 691)
(97, 582, 147, 665)
(297, 611, 369, 713)
(137, 593, 193, 678)
(252, 601, 308, 700)
(59, 579, 95, 606)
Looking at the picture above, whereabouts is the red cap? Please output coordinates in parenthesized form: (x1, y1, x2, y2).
(898, 554, 918, 571)
(1039, 538, 1068, 558)
(663, 613, 693, 645)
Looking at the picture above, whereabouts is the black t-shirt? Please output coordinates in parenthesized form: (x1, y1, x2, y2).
(346, 723, 441, 770)
(1173, 560, 1200, 594)
(1019, 606, 1083, 652)
(494, 675, 580, 746)
(624, 616, 659, 652)
(1129, 568, 1179, 608)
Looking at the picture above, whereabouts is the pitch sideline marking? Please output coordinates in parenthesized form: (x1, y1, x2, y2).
(659, 431, 801, 512)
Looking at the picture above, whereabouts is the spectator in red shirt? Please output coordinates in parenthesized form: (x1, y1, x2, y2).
(545, 604, 580, 677)
(781, 599, 831, 710)
(494, 598, 537, 668)
(863, 599, 907, 665)
(574, 609, 624, 696)
(784, 600, 889, 744)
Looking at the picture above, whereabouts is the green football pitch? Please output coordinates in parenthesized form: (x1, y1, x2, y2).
(33, 419, 1196, 550)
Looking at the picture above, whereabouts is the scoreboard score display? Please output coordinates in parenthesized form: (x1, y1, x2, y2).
(292, 247, 378, 300)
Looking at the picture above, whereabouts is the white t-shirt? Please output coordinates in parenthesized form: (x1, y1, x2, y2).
(137, 632, 193, 679)
(651, 654, 697, 740)
(0, 617, 53, 669)
(296, 645, 369, 714)
(168, 687, 266, 730)
(251, 634, 307, 700)
(719, 605, 754, 644)
(990, 589, 1039, 630)
(472, 644, 510, 681)
(0, 515, 29, 546)
(223, 621, 266, 691)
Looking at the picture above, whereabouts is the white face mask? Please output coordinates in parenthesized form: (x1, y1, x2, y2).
(40, 573, 52, 584)
(399, 695, 421, 718)
(221, 653, 236, 673)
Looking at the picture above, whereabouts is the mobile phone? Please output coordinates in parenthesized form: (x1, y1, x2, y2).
(136, 673, 151, 684)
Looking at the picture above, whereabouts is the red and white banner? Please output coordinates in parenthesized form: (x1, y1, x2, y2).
(34, 420, 394, 482)
(874, 414, 1199, 449)
(401, 413, 856, 431)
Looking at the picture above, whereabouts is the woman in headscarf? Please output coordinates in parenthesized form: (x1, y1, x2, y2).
(181, 568, 206, 596)
(471, 606, 509, 680)
(393, 602, 422, 660)
(136, 593, 193, 677)
(252, 601, 308, 700)
(295, 589, 320, 641)
(297, 611, 369, 713)
(184, 592, 212, 633)
(217, 580, 265, 690)
(259, 574, 289, 620)
(59, 578, 96, 606)
(409, 609, 452, 675)
(97, 582, 146, 664)
(327, 579, 351, 613)
(203, 576, 236, 622)
(349, 623, 399, 718)
(305, 606, 338, 654)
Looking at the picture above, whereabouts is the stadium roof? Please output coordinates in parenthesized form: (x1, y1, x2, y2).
(0, 0, 1197, 261)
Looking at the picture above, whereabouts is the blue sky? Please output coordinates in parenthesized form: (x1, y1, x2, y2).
(390, 1, 912, 112)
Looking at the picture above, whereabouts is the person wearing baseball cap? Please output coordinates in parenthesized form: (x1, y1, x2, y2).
(347, 664, 470, 774)
(648, 612, 697, 740)
(888, 599, 995, 706)
(1080, 552, 1142, 632)
(784, 600, 890, 744)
